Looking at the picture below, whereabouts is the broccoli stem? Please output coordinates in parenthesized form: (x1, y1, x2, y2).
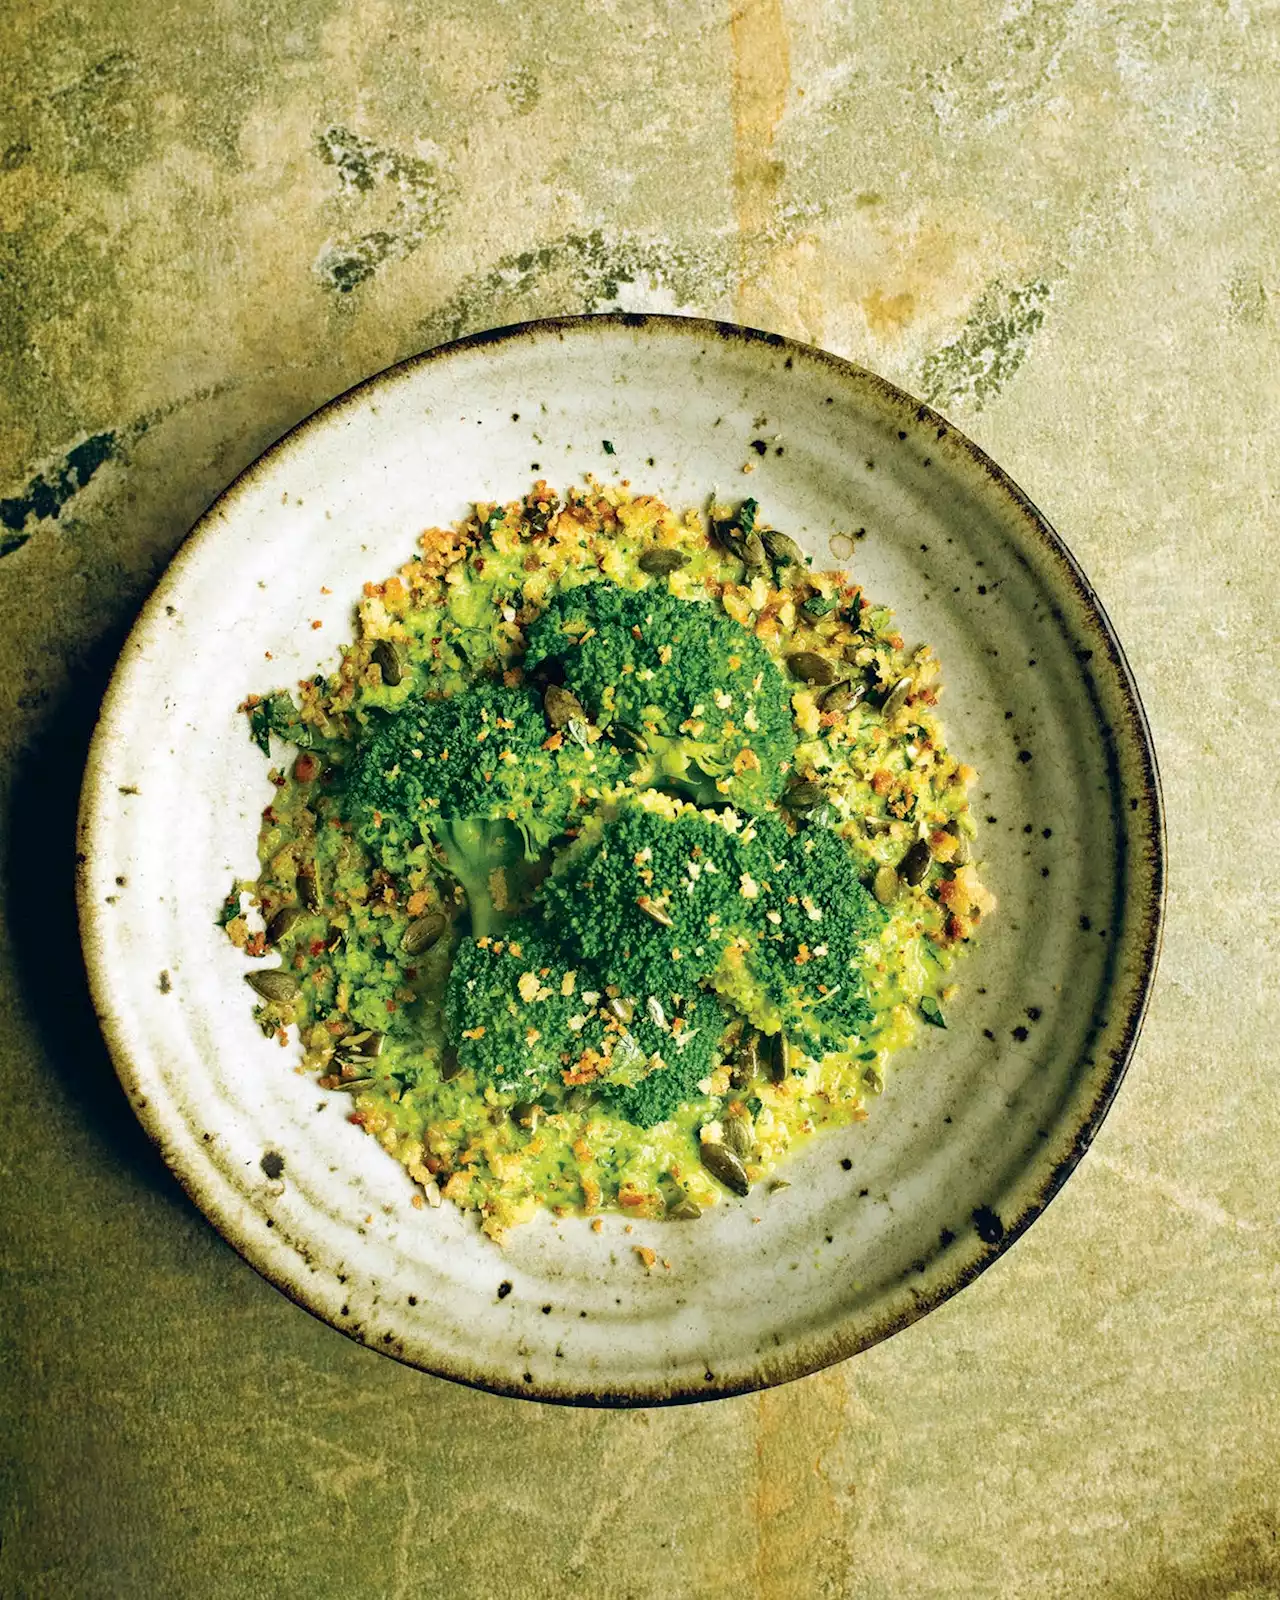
(435, 817, 521, 941)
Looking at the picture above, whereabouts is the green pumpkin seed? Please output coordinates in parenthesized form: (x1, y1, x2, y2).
(872, 864, 900, 906)
(544, 684, 587, 730)
(637, 897, 673, 928)
(946, 822, 971, 866)
(900, 838, 932, 886)
(401, 911, 448, 958)
(296, 864, 321, 912)
(784, 780, 827, 814)
(338, 1029, 385, 1060)
(265, 905, 302, 946)
(786, 651, 836, 685)
(761, 529, 805, 568)
(880, 675, 913, 722)
(605, 994, 635, 1024)
(701, 1141, 751, 1197)
(329, 1076, 375, 1093)
(741, 530, 768, 570)
(245, 969, 300, 1003)
(819, 678, 866, 714)
(512, 1101, 542, 1131)
(722, 1115, 754, 1159)
(638, 547, 690, 575)
(766, 1031, 789, 1083)
(667, 1194, 703, 1220)
(730, 1027, 762, 1090)
(371, 638, 403, 687)
(439, 1047, 461, 1082)
(606, 721, 649, 755)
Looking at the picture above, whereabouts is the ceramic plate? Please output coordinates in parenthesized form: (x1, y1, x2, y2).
(77, 315, 1163, 1404)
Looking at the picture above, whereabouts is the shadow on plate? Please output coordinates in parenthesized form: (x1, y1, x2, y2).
(7, 627, 192, 1208)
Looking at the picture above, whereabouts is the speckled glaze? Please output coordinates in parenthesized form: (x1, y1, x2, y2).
(76, 315, 1163, 1405)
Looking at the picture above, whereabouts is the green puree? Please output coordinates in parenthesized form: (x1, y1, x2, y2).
(226, 484, 994, 1242)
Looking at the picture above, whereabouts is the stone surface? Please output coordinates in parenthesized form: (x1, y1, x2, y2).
(1, 2, 1277, 1596)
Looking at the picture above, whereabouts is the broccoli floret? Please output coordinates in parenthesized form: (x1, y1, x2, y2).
(596, 989, 727, 1127)
(444, 919, 727, 1126)
(344, 681, 622, 937)
(524, 583, 796, 811)
(534, 794, 747, 1002)
(709, 816, 887, 1053)
(538, 796, 885, 1057)
(444, 924, 587, 1094)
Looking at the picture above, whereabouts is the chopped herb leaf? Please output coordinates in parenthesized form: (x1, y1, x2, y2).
(736, 497, 758, 536)
(920, 996, 947, 1028)
(217, 886, 242, 927)
(803, 595, 836, 618)
(249, 692, 319, 755)
(602, 440, 616, 455)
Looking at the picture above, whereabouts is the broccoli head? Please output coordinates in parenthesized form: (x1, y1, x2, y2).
(444, 916, 728, 1125)
(594, 989, 728, 1127)
(444, 923, 588, 1094)
(524, 583, 796, 811)
(709, 816, 887, 1053)
(344, 680, 622, 936)
(537, 795, 886, 1057)
(534, 794, 749, 1003)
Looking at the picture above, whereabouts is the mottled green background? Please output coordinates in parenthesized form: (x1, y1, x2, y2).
(2, 2, 1277, 1596)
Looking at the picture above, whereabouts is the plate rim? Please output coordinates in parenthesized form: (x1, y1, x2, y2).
(76, 312, 1167, 1405)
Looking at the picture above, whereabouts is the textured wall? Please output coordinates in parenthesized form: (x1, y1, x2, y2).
(2, 2, 1278, 1595)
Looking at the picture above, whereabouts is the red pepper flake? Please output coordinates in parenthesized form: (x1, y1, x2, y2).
(294, 752, 319, 782)
(308, 940, 327, 957)
(311, 619, 323, 630)
(262, 806, 277, 822)
(385, 999, 398, 1014)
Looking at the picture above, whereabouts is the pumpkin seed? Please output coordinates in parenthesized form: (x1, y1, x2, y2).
(900, 837, 932, 886)
(329, 1076, 376, 1093)
(401, 911, 448, 958)
(872, 864, 900, 906)
(784, 780, 826, 815)
(761, 529, 805, 568)
(606, 721, 649, 755)
(245, 969, 300, 1003)
(880, 675, 913, 722)
(439, 1047, 461, 1082)
(946, 822, 971, 866)
(296, 864, 321, 912)
(637, 896, 674, 928)
(266, 905, 302, 946)
(638, 547, 690, 575)
(712, 519, 747, 561)
(338, 1029, 385, 1060)
(544, 684, 587, 730)
(371, 638, 403, 687)
(722, 1115, 754, 1158)
(667, 1194, 703, 1220)
(741, 530, 767, 570)
(819, 678, 866, 715)
(862, 1063, 885, 1094)
(766, 1031, 789, 1083)
(701, 1141, 751, 1197)
(605, 995, 635, 1024)
(785, 651, 836, 685)
(512, 1101, 542, 1131)
(730, 1027, 762, 1089)
(768, 1178, 792, 1193)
